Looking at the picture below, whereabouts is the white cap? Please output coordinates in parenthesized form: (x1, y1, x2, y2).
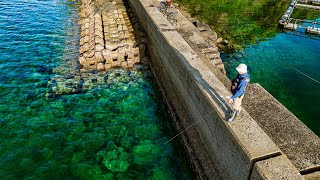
(236, 63, 247, 73)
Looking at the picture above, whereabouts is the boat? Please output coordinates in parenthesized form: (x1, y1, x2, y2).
(285, 23, 298, 30)
(306, 26, 320, 34)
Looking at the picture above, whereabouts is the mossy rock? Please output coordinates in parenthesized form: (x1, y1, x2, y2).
(19, 158, 35, 171)
(120, 136, 134, 149)
(150, 168, 174, 180)
(71, 163, 103, 180)
(106, 125, 127, 138)
(102, 173, 114, 180)
(71, 152, 86, 164)
(103, 159, 130, 173)
(132, 140, 161, 166)
(134, 124, 159, 140)
(41, 148, 54, 161)
(100, 146, 131, 173)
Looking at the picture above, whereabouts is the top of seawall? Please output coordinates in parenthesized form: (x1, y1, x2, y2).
(169, 1, 320, 174)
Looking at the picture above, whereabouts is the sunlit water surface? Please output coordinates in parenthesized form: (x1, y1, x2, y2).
(0, 0, 193, 179)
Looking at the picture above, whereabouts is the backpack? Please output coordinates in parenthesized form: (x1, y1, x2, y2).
(231, 77, 249, 94)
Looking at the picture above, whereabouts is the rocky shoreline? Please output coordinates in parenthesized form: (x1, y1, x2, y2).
(173, 2, 239, 53)
(159, 2, 227, 75)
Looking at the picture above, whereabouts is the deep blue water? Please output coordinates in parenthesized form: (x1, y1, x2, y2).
(0, 0, 193, 179)
(222, 28, 320, 136)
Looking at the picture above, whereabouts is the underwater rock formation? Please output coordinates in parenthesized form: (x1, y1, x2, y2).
(47, 0, 148, 96)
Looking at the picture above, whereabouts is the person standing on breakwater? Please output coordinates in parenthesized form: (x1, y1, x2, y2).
(227, 63, 250, 122)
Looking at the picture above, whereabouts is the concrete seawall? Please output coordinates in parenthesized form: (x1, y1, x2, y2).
(127, 0, 319, 179)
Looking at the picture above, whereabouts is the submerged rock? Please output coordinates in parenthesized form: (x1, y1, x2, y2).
(97, 146, 131, 173)
(132, 140, 162, 165)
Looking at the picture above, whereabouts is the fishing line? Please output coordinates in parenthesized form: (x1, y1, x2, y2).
(165, 119, 203, 144)
(165, 96, 233, 144)
(290, 66, 320, 84)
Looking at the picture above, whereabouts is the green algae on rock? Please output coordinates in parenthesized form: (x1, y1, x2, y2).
(0, 0, 193, 179)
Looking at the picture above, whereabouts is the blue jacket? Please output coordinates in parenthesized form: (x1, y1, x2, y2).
(231, 73, 250, 99)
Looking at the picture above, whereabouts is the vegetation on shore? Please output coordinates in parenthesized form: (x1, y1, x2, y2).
(291, 8, 320, 20)
(176, 0, 319, 51)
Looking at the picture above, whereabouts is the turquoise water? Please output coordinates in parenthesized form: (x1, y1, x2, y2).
(0, 0, 193, 179)
(222, 29, 320, 136)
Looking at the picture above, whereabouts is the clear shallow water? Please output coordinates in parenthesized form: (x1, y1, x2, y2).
(222, 30, 320, 136)
(0, 0, 192, 179)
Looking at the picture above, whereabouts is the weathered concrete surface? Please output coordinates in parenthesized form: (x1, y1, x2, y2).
(166, 5, 226, 75)
(250, 155, 303, 180)
(166, 4, 320, 173)
(156, 0, 320, 178)
(127, 0, 304, 179)
(305, 171, 320, 180)
(244, 84, 320, 173)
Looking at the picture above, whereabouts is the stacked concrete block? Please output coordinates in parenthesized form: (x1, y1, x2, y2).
(48, 0, 150, 96)
(79, 0, 96, 72)
(94, 13, 105, 71)
(101, 2, 142, 69)
(78, 0, 147, 72)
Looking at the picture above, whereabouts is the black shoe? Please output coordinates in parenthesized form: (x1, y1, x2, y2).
(228, 110, 239, 122)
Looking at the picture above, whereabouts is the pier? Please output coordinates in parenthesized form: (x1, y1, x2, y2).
(279, 0, 320, 35)
(297, 3, 320, 10)
(298, 0, 320, 6)
(284, 18, 320, 34)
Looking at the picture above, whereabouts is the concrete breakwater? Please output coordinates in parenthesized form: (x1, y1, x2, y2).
(127, 0, 320, 179)
(78, 0, 147, 71)
(47, 0, 147, 96)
